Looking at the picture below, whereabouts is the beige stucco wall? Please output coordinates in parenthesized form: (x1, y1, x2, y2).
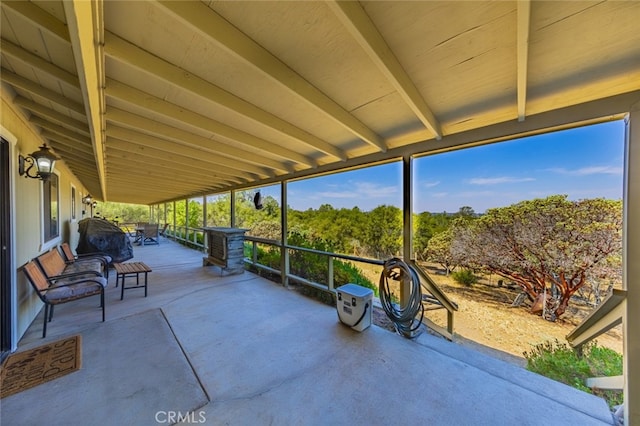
(2, 92, 91, 340)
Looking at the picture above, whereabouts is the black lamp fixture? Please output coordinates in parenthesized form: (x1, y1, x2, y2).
(81, 194, 97, 217)
(18, 143, 60, 181)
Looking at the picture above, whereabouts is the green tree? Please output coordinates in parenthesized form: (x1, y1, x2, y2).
(456, 206, 476, 218)
(425, 227, 456, 274)
(234, 190, 281, 239)
(92, 201, 148, 223)
(174, 200, 203, 229)
(206, 194, 231, 227)
(364, 205, 402, 259)
(451, 195, 623, 320)
(414, 211, 453, 260)
(288, 205, 367, 256)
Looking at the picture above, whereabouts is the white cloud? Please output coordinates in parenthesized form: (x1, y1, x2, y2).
(423, 180, 440, 188)
(353, 181, 398, 198)
(315, 181, 398, 200)
(457, 190, 499, 198)
(315, 190, 357, 199)
(547, 166, 623, 176)
(467, 176, 535, 185)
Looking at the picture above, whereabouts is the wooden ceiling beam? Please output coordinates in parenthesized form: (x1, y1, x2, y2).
(41, 130, 94, 152)
(30, 116, 92, 145)
(61, 163, 99, 178)
(0, 69, 86, 115)
(104, 170, 221, 192)
(0, 39, 80, 91)
(104, 31, 349, 162)
(517, 0, 531, 122)
(107, 142, 248, 183)
(1, 1, 71, 43)
(105, 153, 241, 184)
(104, 128, 268, 178)
(64, 0, 107, 199)
(51, 156, 96, 173)
(46, 143, 96, 164)
(106, 78, 324, 166)
(105, 167, 222, 188)
(327, 0, 442, 140)
(13, 96, 89, 136)
(104, 178, 210, 192)
(105, 107, 293, 173)
(158, 0, 386, 152)
(104, 170, 215, 188)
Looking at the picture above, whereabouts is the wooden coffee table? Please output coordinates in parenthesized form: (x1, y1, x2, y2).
(113, 262, 152, 300)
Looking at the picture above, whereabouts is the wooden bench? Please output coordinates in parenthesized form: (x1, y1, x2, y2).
(37, 247, 108, 282)
(60, 242, 112, 276)
(21, 260, 107, 338)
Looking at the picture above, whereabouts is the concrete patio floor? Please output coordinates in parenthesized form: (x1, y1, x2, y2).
(2, 239, 614, 425)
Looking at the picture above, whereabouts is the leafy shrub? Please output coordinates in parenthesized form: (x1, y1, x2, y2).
(523, 340, 623, 408)
(451, 269, 478, 286)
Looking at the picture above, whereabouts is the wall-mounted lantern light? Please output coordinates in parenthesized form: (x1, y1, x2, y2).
(18, 144, 59, 181)
(81, 194, 98, 217)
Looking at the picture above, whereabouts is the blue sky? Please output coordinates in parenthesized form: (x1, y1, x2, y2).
(261, 120, 626, 213)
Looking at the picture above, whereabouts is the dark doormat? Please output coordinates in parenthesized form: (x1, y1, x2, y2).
(0, 335, 82, 398)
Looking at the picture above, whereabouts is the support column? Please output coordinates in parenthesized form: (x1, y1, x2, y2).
(401, 155, 413, 306)
(172, 201, 176, 236)
(624, 106, 640, 425)
(230, 190, 236, 228)
(202, 195, 208, 227)
(281, 181, 289, 287)
(184, 198, 189, 243)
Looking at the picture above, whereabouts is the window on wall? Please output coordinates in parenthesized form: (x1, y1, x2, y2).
(71, 185, 76, 221)
(43, 174, 59, 242)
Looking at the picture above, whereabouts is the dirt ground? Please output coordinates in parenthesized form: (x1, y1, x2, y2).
(361, 263, 623, 368)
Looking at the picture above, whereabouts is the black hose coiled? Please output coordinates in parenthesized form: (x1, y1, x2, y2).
(379, 258, 424, 339)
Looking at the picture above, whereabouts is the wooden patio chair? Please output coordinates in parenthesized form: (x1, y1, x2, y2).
(39, 246, 108, 280)
(21, 260, 107, 338)
(60, 242, 112, 272)
(142, 223, 160, 245)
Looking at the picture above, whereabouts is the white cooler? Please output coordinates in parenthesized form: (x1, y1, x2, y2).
(336, 284, 373, 332)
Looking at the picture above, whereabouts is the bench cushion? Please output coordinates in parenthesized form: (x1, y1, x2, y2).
(63, 259, 104, 276)
(45, 277, 108, 304)
(37, 249, 107, 282)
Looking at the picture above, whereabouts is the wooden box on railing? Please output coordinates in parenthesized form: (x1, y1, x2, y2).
(201, 227, 248, 275)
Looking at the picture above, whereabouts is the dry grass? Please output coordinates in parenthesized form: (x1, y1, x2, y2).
(354, 261, 623, 365)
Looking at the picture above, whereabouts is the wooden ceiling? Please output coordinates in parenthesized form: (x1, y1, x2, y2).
(2, 1, 640, 204)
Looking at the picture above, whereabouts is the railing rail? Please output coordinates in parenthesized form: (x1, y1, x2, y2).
(565, 288, 626, 392)
(244, 235, 383, 294)
(567, 288, 626, 350)
(243, 235, 456, 339)
(163, 231, 456, 339)
(164, 224, 206, 250)
(410, 260, 458, 340)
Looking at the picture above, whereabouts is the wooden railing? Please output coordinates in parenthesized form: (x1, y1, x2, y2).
(164, 225, 206, 250)
(566, 288, 626, 350)
(566, 288, 626, 392)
